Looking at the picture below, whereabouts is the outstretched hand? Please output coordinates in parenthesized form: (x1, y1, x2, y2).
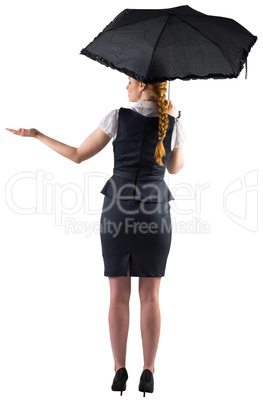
(5, 128, 39, 137)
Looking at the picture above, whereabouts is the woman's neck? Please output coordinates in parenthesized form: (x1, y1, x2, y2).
(140, 88, 155, 102)
(139, 95, 155, 102)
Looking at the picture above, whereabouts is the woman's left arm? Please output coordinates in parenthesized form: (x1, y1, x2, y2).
(166, 147, 184, 174)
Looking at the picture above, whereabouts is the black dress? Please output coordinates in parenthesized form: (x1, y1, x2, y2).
(100, 107, 175, 277)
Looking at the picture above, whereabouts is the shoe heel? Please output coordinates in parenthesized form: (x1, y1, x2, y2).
(139, 369, 154, 396)
(111, 367, 128, 396)
(139, 384, 153, 397)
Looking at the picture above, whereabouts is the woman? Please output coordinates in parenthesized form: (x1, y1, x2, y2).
(6, 77, 184, 396)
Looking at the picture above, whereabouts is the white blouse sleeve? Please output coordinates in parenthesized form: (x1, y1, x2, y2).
(99, 109, 119, 140)
(171, 118, 186, 149)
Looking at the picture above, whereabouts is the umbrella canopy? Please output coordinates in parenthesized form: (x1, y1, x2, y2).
(80, 5, 257, 83)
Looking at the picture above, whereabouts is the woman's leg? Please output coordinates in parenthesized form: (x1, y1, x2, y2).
(139, 277, 161, 373)
(108, 271, 131, 372)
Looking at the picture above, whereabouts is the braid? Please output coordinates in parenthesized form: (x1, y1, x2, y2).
(147, 81, 169, 166)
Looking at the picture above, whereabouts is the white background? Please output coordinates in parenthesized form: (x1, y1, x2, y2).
(0, 0, 262, 401)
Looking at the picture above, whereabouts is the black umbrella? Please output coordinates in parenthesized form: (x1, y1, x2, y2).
(80, 5, 257, 83)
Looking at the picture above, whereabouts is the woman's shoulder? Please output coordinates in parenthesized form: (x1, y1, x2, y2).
(99, 109, 120, 138)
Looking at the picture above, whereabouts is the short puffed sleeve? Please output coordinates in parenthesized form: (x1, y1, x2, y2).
(171, 118, 186, 149)
(99, 109, 119, 140)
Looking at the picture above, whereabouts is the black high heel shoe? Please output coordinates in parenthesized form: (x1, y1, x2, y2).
(139, 369, 154, 397)
(111, 367, 128, 396)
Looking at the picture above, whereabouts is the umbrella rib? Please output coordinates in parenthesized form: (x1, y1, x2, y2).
(173, 15, 237, 74)
(145, 14, 172, 81)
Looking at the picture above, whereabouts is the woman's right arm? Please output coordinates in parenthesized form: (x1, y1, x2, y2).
(5, 127, 111, 163)
(166, 100, 185, 174)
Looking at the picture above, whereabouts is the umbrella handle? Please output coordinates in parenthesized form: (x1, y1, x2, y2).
(168, 81, 170, 100)
(245, 61, 248, 79)
(167, 81, 181, 119)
